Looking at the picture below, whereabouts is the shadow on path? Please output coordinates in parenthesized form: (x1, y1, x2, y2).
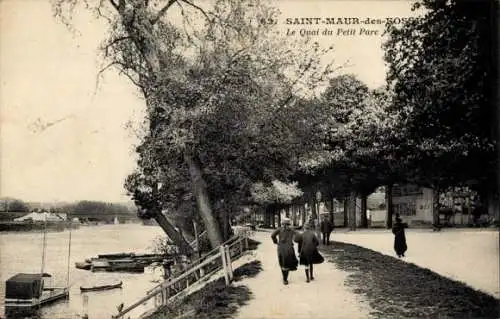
(323, 241, 500, 318)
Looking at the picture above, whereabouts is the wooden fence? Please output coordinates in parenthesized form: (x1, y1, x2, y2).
(112, 235, 249, 319)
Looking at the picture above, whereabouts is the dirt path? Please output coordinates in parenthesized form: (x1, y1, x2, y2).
(235, 230, 373, 319)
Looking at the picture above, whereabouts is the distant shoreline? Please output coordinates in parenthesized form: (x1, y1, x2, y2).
(0, 221, 79, 232)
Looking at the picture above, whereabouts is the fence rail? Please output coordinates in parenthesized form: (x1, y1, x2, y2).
(112, 235, 249, 319)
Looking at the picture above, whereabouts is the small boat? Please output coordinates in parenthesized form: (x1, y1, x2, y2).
(75, 261, 92, 270)
(4, 273, 69, 318)
(97, 253, 133, 259)
(108, 258, 145, 273)
(80, 281, 123, 292)
(91, 259, 111, 272)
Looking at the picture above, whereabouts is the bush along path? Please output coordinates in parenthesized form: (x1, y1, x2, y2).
(321, 242, 500, 318)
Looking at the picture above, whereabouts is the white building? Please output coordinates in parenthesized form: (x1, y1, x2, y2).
(14, 211, 67, 222)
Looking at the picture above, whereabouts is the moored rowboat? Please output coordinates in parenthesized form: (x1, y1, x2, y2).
(75, 261, 91, 270)
(80, 281, 122, 292)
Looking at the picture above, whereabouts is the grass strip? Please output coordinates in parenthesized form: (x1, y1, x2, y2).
(322, 241, 499, 318)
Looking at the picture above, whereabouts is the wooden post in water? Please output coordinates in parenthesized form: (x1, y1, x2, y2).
(220, 246, 230, 286)
(225, 246, 233, 282)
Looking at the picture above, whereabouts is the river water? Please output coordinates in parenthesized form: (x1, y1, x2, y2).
(0, 224, 166, 318)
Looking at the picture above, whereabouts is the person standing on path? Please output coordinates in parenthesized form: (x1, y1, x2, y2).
(320, 216, 333, 245)
(271, 217, 298, 285)
(392, 216, 408, 258)
(294, 223, 324, 282)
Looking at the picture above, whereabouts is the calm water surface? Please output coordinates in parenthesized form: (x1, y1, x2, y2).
(0, 224, 166, 318)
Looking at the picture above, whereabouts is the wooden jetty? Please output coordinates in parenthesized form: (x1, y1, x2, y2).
(4, 273, 69, 318)
(76, 253, 167, 273)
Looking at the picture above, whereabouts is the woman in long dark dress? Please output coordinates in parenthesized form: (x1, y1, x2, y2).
(271, 217, 298, 285)
(294, 223, 324, 282)
(392, 216, 408, 257)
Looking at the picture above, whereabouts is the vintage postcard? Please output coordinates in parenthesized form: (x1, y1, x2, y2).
(1, 0, 498, 318)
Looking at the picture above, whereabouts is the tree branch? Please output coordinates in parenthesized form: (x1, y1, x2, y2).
(102, 36, 132, 57)
(94, 61, 119, 95)
(108, 0, 118, 11)
(151, 0, 178, 25)
(179, 0, 210, 21)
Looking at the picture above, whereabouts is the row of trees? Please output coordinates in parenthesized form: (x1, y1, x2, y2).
(52, 0, 498, 255)
(65, 201, 134, 220)
(0, 198, 134, 221)
(0, 198, 31, 212)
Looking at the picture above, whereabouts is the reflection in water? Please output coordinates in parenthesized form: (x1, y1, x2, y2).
(0, 224, 165, 318)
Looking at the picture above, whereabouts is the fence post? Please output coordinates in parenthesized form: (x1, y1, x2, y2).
(220, 245, 230, 286)
(244, 236, 249, 250)
(240, 237, 244, 255)
(225, 245, 233, 282)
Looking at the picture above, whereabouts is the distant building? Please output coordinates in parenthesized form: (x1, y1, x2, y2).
(14, 211, 67, 222)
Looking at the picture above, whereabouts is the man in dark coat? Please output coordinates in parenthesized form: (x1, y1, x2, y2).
(320, 216, 333, 245)
(392, 216, 408, 257)
(271, 217, 298, 285)
(294, 223, 324, 282)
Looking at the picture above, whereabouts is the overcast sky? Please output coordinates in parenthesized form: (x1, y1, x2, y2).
(0, 0, 418, 203)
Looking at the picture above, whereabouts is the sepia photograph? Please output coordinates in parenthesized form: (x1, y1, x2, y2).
(1, 0, 499, 318)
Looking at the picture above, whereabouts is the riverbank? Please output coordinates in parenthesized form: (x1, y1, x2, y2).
(322, 242, 499, 318)
(147, 261, 263, 319)
(144, 238, 262, 319)
(0, 221, 79, 232)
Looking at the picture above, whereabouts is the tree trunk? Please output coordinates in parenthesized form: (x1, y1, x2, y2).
(497, 85, 500, 223)
(329, 198, 335, 225)
(220, 207, 231, 241)
(310, 199, 317, 221)
(277, 208, 282, 227)
(432, 186, 440, 226)
(386, 184, 394, 229)
(272, 210, 276, 228)
(292, 205, 298, 226)
(301, 204, 307, 226)
(348, 191, 357, 231)
(264, 206, 270, 228)
(153, 212, 194, 256)
(114, 7, 226, 250)
(494, 2, 500, 224)
(360, 193, 368, 228)
(185, 153, 223, 248)
(343, 198, 349, 227)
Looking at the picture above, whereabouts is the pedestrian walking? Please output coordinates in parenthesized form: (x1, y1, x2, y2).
(319, 216, 333, 245)
(392, 216, 408, 258)
(271, 217, 298, 285)
(294, 222, 324, 282)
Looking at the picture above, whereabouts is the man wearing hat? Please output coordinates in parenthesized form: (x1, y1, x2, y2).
(271, 217, 298, 285)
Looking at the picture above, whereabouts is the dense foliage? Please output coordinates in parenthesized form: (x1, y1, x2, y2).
(383, 0, 497, 192)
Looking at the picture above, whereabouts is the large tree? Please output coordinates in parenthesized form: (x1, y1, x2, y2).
(53, 0, 334, 251)
(384, 0, 498, 220)
(297, 76, 398, 229)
